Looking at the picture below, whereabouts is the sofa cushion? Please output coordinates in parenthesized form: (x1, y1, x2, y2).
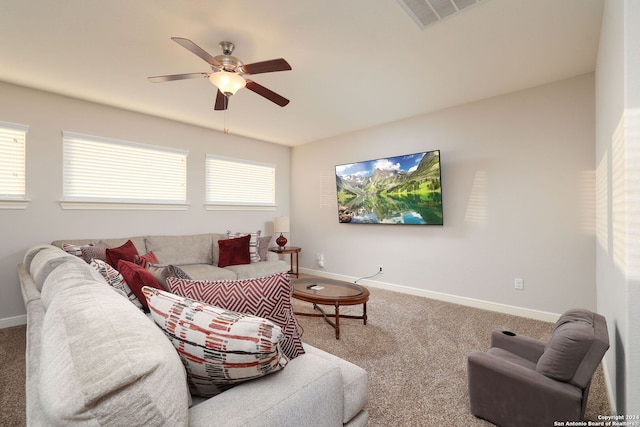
(116, 260, 163, 309)
(224, 260, 289, 280)
(106, 239, 139, 268)
(174, 263, 237, 281)
(187, 351, 345, 427)
(218, 234, 251, 267)
(303, 343, 369, 424)
(90, 259, 144, 309)
(145, 234, 214, 265)
(39, 282, 189, 425)
(142, 287, 288, 398)
(536, 309, 596, 382)
(167, 272, 305, 360)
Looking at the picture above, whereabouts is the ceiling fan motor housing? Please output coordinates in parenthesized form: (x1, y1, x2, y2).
(214, 55, 243, 73)
(214, 41, 244, 73)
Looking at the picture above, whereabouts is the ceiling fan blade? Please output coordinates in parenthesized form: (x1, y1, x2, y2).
(241, 58, 291, 75)
(171, 37, 222, 68)
(147, 72, 209, 83)
(245, 80, 290, 107)
(214, 90, 228, 110)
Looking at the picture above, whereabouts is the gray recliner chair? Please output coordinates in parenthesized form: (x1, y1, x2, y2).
(467, 309, 609, 427)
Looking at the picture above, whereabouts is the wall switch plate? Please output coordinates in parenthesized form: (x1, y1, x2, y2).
(514, 278, 524, 290)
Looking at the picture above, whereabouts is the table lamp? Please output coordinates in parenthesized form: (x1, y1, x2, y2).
(274, 216, 290, 248)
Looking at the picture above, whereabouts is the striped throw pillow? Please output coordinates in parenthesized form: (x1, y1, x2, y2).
(142, 287, 288, 397)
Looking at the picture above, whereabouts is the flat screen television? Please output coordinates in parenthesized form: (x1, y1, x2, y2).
(335, 150, 442, 225)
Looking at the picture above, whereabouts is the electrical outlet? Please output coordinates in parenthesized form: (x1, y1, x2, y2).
(514, 278, 524, 290)
(379, 265, 383, 274)
(317, 253, 325, 268)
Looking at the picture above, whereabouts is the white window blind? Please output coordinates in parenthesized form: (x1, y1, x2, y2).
(0, 121, 28, 200)
(206, 155, 275, 207)
(63, 131, 188, 205)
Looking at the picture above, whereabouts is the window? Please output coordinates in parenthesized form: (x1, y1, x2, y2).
(0, 121, 29, 208)
(62, 131, 188, 209)
(205, 155, 276, 210)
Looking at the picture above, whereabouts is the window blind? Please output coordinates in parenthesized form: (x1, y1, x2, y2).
(63, 131, 187, 204)
(206, 155, 275, 206)
(0, 121, 28, 200)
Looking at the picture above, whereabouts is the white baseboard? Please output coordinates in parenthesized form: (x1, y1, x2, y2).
(299, 268, 560, 323)
(601, 358, 617, 415)
(0, 314, 27, 329)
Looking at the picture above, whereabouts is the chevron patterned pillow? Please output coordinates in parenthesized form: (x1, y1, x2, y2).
(167, 272, 305, 359)
(142, 286, 288, 397)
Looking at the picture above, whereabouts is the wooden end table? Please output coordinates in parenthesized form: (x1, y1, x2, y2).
(292, 278, 369, 339)
(268, 246, 301, 278)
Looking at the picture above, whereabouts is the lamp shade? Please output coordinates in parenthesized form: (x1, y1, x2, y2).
(274, 216, 290, 233)
(209, 71, 246, 95)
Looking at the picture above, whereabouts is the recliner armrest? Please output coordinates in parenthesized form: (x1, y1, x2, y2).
(490, 329, 546, 363)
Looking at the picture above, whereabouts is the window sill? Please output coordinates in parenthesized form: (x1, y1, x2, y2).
(59, 201, 189, 211)
(0, 199, 30, 210)
(205, 204, 276, 211)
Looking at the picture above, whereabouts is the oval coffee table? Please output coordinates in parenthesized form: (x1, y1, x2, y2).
(292, 278, 370, 339)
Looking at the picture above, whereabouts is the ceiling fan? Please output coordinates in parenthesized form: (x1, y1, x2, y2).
(148, 37, 291, 110)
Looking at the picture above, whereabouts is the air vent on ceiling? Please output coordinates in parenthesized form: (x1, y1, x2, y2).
(397, 0, 483, 29)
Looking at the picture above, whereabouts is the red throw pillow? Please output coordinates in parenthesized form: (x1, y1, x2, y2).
(117, 260, 163, 309)
(106, 240, 139, 268)
(217, 235, 251, 268)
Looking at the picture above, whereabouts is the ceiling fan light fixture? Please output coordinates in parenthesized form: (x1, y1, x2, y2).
(209, 71, 246, 95)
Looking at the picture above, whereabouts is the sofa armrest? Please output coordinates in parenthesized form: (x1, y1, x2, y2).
(303, 344, 368, 424)
(490, 329, 546, 363)
(468, 350, 582, 427)
(18, 263, 41, 305)
(188, 353, 344, 427)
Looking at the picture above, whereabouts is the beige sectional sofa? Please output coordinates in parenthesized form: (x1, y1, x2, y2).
(18, 234, 369, 426)
(51, 233, 288, 281)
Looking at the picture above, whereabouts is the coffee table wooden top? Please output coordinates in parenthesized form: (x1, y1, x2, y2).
(292, 278, 370, 306)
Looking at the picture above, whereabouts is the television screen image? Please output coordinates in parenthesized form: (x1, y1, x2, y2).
(335, 150, 443, 225)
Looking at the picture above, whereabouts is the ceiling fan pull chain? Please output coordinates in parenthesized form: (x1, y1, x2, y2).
(224, 97, 230, 134)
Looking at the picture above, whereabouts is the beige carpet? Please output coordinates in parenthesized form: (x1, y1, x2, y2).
(291, 280, 611, 426)
(0, 283, 610, 427)
(0, 324, 26, 427)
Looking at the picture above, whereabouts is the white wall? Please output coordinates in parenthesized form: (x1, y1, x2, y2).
(596, 0, 640, 416)
(0, 81, 290, 325)
(292, 74, 595, 317)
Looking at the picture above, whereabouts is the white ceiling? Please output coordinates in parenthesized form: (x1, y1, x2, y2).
(0, 0, 603, 146)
